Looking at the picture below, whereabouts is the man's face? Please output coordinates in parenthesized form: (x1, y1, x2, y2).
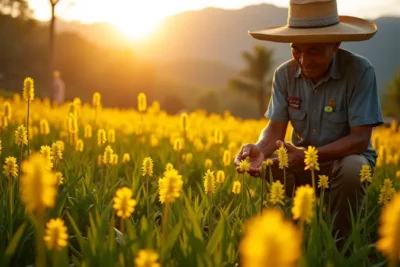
(291, 43, 341, 80)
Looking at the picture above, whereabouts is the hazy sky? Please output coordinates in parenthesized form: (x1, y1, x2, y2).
(29, 0, 400, 22)
(28, 0, 400, 38)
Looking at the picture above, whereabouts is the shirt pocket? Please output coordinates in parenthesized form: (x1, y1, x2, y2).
(323, 111, 349, 139)
(288, 109, 307, 139)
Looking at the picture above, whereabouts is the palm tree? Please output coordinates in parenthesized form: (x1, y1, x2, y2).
(229, 45, 274, 117)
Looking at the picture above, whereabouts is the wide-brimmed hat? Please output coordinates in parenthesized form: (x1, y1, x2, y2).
(248, 0, 377, 43)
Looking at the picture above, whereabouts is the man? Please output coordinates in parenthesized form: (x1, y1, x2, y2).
(51, 70, 66, 105)
(234, 0, 384, 239)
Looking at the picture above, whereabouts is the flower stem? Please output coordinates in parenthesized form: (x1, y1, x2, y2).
(311, 169, 316, 193)
(161, 201, 170, 245)
(27, 100, 30, 156)
(146, 176, 150, 219)
(260, 167, 265, 214)
(242, 173, 245, 220)
(208, 194, 212, 236)
(9, 178, 13, 214)
(34, 214, 46, 267)
(283, 167, 286, 196)
(268, 166, 273, 185)
(120, 218, 125, 235)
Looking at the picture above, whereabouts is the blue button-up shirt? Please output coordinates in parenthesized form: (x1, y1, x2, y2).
(266, 48, 384, 167)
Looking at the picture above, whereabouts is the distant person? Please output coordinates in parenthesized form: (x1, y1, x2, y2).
(51, 70, 65, 105)
(234, 0, 384, 240)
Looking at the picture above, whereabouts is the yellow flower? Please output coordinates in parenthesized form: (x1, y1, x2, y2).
(67, 113, 78, 134)
(194, 138, 204, 151)
(44, 218, 68, 251)
(15, 125, 28, 146)
(269, 180, 285, 205)
(239, 157, 251, 173)
(142, 157, 153, 177)
(56, 172, 64, 185)
(103, 145, 114, 165)
(250, 189, 256, 198)
(378, 179, 396, 205)
(318, 175, 329, 189)
(113, 187, 137, 219)
(292, 185, 315, 224)
(204, 169, 216, 194)
(262, 159, 273, 167)
(23, 77, 34, 101)
(134, 249, 161, 267)
(214, 128, 223, 144)
(113, 154, 119, 165)
(216, 170, 225, 184)
(40, 145, 54, 170)
(158, 169, 183, 204)
(180, 112, 188, 131)
(183, 153, 193, 164)
(173, 138, 183, 151)
(51, 141, 63, 161)
(239, 209, 301, 267)
(223, 150, 231, 166)
(108, 129, 115, 144)
(396, 171, 400, 179)
(20, 153, 58, 214)
(304, 146, 320, 171)
(97, 129, 107, 146)
(40, 119, 50, 135)
(75, 139, 84, 152)
(205, 159, 213, 169)
(84, 124, 92, 139)
(360, 164, 372, 183)
(232, 181, 241, 195)
(92, 92, 101, 109)
(3, 157, 18, 179)
(165, 163, 174, 172)
(376, 192, 400, 262)
(138, 92, 147, 112)
(122, 153, 130, 163)
(150, 134, 159, 147)
(0, 116, 8, 129)
(277, 145, 288, 169)
(3, 101, 12, 120)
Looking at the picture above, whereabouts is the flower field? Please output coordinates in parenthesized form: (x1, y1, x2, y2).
(0, 78, 399, 267)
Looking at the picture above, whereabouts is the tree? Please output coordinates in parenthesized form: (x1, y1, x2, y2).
(383, 68, 400, 118)
(228, 45, 274, 117)
(0, 0, 31, 18)
(49, 0, 61, 82)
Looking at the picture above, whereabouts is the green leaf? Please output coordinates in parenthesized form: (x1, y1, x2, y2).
(3, 221, 27, 265)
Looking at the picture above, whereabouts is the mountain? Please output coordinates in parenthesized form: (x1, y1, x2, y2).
(54, 4, 400, 92)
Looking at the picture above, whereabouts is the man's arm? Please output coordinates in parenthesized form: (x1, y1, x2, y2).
(317, 125, 372, 162)
(256, 120, 288, 159)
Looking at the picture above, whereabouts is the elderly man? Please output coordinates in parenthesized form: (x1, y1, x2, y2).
(234, 0, 384, 239)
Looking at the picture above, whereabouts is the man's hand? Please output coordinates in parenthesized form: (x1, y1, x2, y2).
(234, 144, 264, 177)
(272, 140, 305, 169)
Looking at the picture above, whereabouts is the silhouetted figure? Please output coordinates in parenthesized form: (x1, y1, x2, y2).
(51, 70, 65, 105)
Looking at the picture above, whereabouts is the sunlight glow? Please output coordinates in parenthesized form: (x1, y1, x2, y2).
(112, 17, 162, 40)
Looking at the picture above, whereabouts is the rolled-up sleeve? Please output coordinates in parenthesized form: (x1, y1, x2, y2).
(265, 69, 289, 122)
(348, 67, 384, 127)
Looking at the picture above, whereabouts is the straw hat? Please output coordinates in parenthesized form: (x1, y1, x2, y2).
(248, 0, 377, 43)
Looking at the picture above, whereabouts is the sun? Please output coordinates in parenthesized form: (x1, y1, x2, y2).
(115, 19, 161, 40)
(110, 7, 163, 41)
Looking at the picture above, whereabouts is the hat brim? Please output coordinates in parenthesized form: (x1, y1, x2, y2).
(248, 16, 377, 43)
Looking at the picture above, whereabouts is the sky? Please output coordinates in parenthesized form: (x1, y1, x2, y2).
(28, 0, 400, 39)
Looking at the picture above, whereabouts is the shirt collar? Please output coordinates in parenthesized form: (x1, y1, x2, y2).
(294, 52, 341, 80)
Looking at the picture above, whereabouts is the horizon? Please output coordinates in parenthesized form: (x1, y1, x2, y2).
(28, 0, 400, 40)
